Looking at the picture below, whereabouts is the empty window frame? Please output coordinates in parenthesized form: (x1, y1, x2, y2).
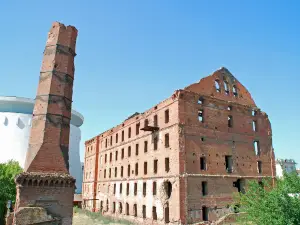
(233, 85, 238, 97)
(121, 166, 124, 177)
(105, 154, 107, 163)
(122, 130, 124, 141)
(215, 80, 221, 92)
(115, 151, 118, 161)
(135, 163, 138, 176)
(153, 206, 157, 220)
(202, 206, 208, 221)
(128, 146, 131, 157)
(224, 80, 229, 95)
(200, 157, 206, 171)
(144, 161, 148, 175)
(143, 182, 147, 196)
(252, 120, 257, 132)
(142, 205, 146, 218)
(116, 133, 118, 143)
(115, 167, 117, 177)
(225, 155, 233, 173)
(128, 165, 131, 177)
(104, 169, 106, 178)
(110, 153, 112, 162)
(153, 181, 157, 195)
(109, 168, 111, 178)
(126, 203, 129, 215)
(121, 148, 124, 159)
(254, 141, 260, 156)
(126, 183, 129, 195)
(120, 183, 123, 194)
(165, 133, 170, 148)
(165, 109, 169, 123)
(144, 141, 148, 153)
(228, 115, 233, 128)
(105, 139, 108, 148)
(154, 115, 158, 127)
(128, 127, 131, 138)
(198, 110, 204, 122)
(165, 157, 170, 172)
(113, 202, 116, 213)
(133, 204, 137, 217)
(110, 136, 112, 146)
(154, 137, 158, 150)
(135, 144, 139, 156)
(134, 183, 137, 195)
(257, 161, 262, 174)
(202, 181, 208, 196)
(154, 159, 158, 174)
(113, 183, 116, 194)
(136, 123, 140, 135)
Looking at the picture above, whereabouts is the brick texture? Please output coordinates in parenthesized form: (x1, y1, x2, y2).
(83, 67, 275, 224)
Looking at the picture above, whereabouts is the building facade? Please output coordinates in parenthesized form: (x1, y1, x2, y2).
(276, 159, 297, 178)
(0, 96, 84, 193)
(82, 67, 276, 224)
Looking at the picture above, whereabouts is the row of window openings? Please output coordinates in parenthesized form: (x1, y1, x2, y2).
(200, 156, 262, 174)
(105, 110, 170, 148)
(111, 181, 159, 197)
(214, 78, 238, 97)
(103, 134, 169, 163)
(103, 158, 170, 178)
(198, 110, 258, 131)
(102, 201, 162, 221)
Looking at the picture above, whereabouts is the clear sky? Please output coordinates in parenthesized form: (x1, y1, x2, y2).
(0, 1, 299, 165)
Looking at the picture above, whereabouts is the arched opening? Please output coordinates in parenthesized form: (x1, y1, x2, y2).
(233, 85, 238, 97)
(163, 181, 172, 199)
(224, 81, 229, 95)
(215, 80, 221, 92)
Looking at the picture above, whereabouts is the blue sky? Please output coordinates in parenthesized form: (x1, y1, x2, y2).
(1, 1, 299, 164)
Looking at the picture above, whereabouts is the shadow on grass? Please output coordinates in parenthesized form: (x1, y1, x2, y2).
(73, 207, 132, 224)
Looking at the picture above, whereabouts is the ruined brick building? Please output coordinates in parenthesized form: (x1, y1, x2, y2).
(82, 67, 276, 224)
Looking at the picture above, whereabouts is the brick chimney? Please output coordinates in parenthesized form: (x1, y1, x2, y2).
(13, 22, 78, 225)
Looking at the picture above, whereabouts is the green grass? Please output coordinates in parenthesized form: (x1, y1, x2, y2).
(73, 207, 132, 224)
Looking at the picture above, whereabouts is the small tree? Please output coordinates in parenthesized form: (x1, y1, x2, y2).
(0, 160, 22, 223)
(235, 172, 300, 225)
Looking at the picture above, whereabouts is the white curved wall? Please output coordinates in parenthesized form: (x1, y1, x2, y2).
(0, 112, 83, 193)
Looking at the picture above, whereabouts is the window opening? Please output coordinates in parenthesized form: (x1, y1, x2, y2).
(122, 130, 124, 141)
(165, 157, 170, 172)
(135, 163, 138, 176)
(225, 155, 233, 173)
(126, 183, 129, 195)
(154, 137, 158, 150)
(128, 127, 131, 138)
(165, 133, 170, 148)
(165, 109, 169, 123)
(136, 123, 140, 135)
(215, 80, 221, 92)
(152, 206, 157, 220)
(128, 165, 130, 177)
(144, 162, 147, 175)
(257, 161, 262, 174)
(198, 110, 204, 122)
(143, 182, 146, 196)
(233, 85, 238, 97)
(128, 146, 131, 157)
(202, 206, 208, 221)
(136, 144, 139, 155)
(200, 157, 206, 170)
(154, 115, 158, 127)
(153, 181, 157, 195)
(254, 141, 260, 156)
(202, 181, 208, 196)
(121, 166, 123, 177)
(252, 121, 257, 132)
(134, 183, 137, 195)
(143, 205, 146, 218)
(116, 133, 118, 143)
(154, 159, 158, 174)
(228, 115, 233, 128)
(144, 141, 148, 153)
(224, 80, 229, 95)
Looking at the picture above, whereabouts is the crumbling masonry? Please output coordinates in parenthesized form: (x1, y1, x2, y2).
(12, 22, 78, 225)
(83, 68, 275, 224)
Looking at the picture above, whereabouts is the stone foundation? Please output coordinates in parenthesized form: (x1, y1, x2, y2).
(13, 172, 76, 225)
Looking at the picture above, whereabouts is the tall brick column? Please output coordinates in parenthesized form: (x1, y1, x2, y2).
(13, 22, 78, 225)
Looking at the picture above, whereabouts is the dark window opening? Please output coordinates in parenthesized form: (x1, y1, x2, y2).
(234, 179, 245, 194)
(144, 119, 149, 127)
(153, 181, 157, 195)
(121, 148, 124, 159)
(258, 181, 264, 189)
(144, 141, 148, 153)
(105, 154, 107, 163)
(115, 151, 118, 161)
(136, 123, 140, 135)
(257, 161, 262, 174)
(121, 166, 123, 177)
(126, 203, 129, 215)
(165, 110, 169, 123)
(128, 146, 131, 157)
(164, 181, 172, 199)
(135, 163, 138, 176)
(113, 184, 116, 194)
(134, 183, 137, 195)
(109, 168, 111, 178)
(115, 167, 117, 177)
(136, 144, 139, 155)
(225, 155, 233, 173)
(233, 85, 238, 97)
(105, 139, 108, 148)
(154, 137, 158, 150)
(116, 133, 118, 143)
(110, 153, 112, 162)
(202, 206, 208, 221)
(104, 169, 106, 178)
(143, 182, 146, 196)
(119, 203, 122, 214)
(198, 97, 204, 104)
(228, 115, 233, 128)
(144, 162, 147, 175)
(154, 159, 158, 174)
(228, 106, 232, 111)
(215, 80, 221, 92)
(153, 206, 157, 220)
(165, 133, 170, 148)
(120, 183, 122, 194)
(165, 204, 170, 223)
(154, 115, 158, 127)
(254, 141, 260, 156)
(128, 127, 131, 138)
(122, 130, 124, 141)
(200, 157, 206, 170)
(128, 165, 131, 177)
(202, 181, 208, 196)
(126, 183, 129, 195)
(110, 136, 112, 146)
(252, 110, 257, 116)
(113, 202, 116, 213)
(165, 157, 170, 172)
(133, 204, 137, 217)
(142, 205, 146, 218)
(198, 110, 204, 122)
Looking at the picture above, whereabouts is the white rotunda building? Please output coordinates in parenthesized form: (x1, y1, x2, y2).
(0, 96, 84, 193)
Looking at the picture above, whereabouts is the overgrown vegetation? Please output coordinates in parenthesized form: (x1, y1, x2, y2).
(234, 172, 300, 225)
(73, 207, 132, 224)
(0, 160, 22, 224)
